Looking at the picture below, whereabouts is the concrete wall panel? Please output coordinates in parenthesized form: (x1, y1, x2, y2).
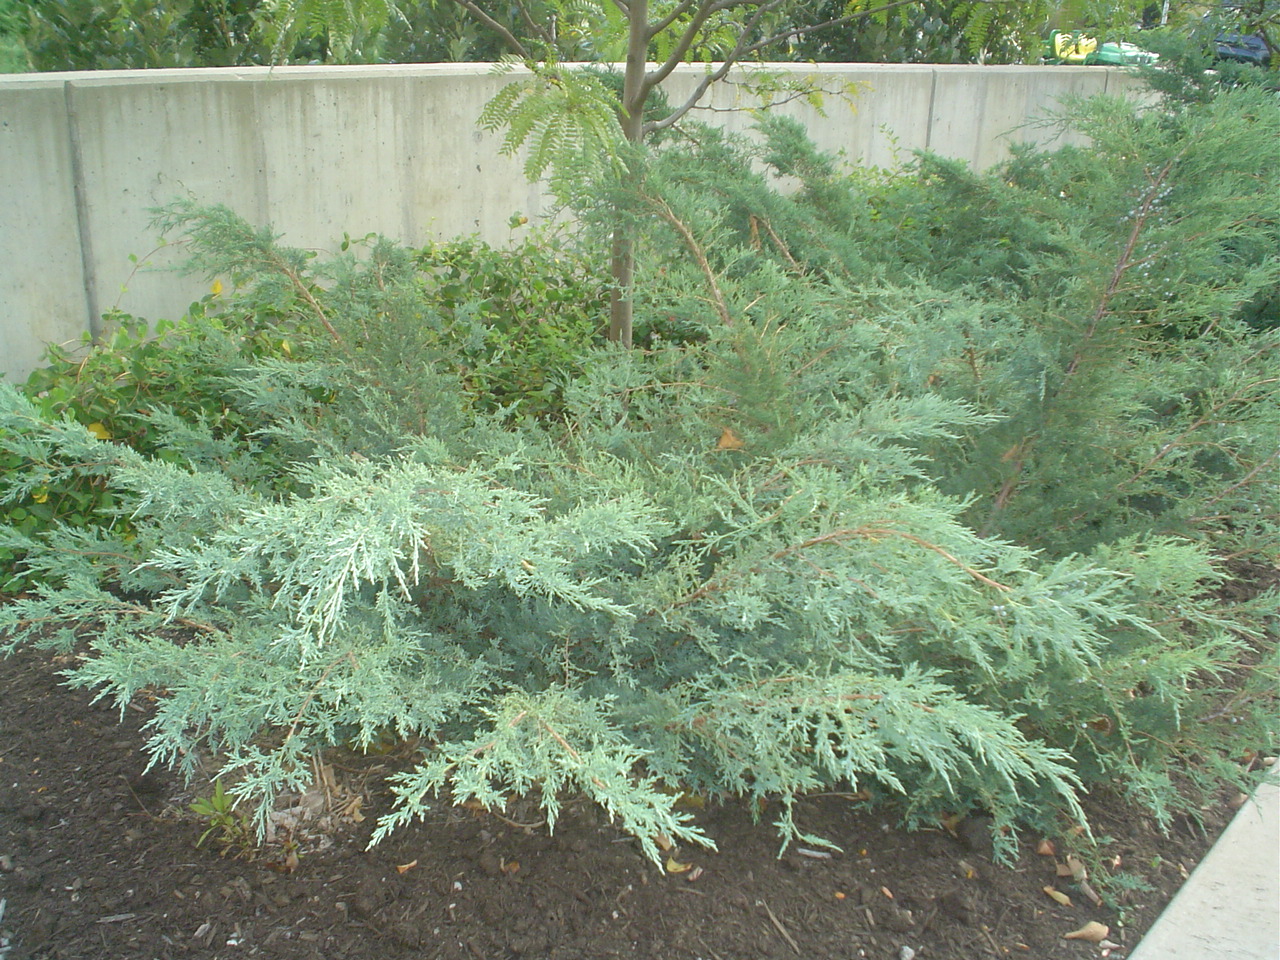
(0, 63, 1143, 383)
(926, 65, 1112, 169)
(0, 79, 87, 377)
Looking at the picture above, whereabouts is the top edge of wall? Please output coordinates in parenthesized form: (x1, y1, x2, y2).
(0, 61, 1129, 87)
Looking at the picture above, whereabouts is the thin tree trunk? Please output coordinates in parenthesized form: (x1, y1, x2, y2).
(609, 230, 635, 348)
(607, 0, 650, 347)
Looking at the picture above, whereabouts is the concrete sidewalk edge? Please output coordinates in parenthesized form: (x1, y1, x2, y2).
(1128, 781, 1279, 960)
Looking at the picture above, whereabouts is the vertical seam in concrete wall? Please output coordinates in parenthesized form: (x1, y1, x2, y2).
(63, 81, 101, 341)
(924, 69, 938, 152)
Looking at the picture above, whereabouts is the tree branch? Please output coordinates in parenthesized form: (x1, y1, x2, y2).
(646, 0, 701, 40)
(441, 0, 530, 56)
(510, 0, 558, 49)
(646, 194, 733, 326)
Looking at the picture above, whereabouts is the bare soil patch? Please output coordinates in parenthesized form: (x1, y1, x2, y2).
(0, 645, 1250, 960)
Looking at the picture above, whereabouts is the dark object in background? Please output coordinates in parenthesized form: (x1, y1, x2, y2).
(1215, 32, 1272, 65)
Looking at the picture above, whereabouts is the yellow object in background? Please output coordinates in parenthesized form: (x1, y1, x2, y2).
(1052, 31, 1098, 63)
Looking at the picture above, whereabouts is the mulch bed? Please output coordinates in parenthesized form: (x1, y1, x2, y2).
(0, 644, 1250, 960)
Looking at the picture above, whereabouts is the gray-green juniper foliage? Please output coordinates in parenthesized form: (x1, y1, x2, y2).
(0, 301, 1269, 857)
(596, 78, 1280, 559)
(2, 75, 1276, 859)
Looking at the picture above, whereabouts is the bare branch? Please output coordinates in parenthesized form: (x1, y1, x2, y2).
(646, 194, 733, 326)
(646, 0, 701, 39)
(511, 0, 558, 48)
(442, 0, 530, 56)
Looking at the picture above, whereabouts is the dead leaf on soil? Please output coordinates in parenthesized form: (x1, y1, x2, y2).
(1062, 921, 1110, 942)
(396, 859, 418, 874)
(1079, 879, 1103, 907)
(1043, 886, 1072, 907)
(338, 795, 365, 822)
(1036, 838, 1056, 856)
(666, 856, 692, 874)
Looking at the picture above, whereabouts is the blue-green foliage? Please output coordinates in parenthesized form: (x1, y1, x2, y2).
(606, 81, 1279, 558)
(1, 76, 1276, 861)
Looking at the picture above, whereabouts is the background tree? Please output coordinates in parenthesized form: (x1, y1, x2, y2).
(254, 0, 1177, 345)
(10, 0, 1188, 343)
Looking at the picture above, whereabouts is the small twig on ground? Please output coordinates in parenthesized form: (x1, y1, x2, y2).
(758, 899, 801, 955)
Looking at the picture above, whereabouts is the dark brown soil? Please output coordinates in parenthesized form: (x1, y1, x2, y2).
(0, 647, 1245, 960)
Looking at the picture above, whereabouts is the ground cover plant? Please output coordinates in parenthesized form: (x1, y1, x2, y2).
(1, 53, 1276, 915)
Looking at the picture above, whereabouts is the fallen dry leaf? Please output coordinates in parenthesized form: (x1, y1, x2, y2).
(1036, 838, 1056, 856)
(396, 859, 418, 874)
(666, 857, 692, 875)
(1065, 855, 1088, 882)
(717, 427, 745, 450)
(1080, 879, 1103, 907)
(654, 833, 674, 853)
(1043, 886, 1072, 907)
(1063, 921, 1110, 942)
(880, 886, 894, 899)
(1085, 715, 1114, 735)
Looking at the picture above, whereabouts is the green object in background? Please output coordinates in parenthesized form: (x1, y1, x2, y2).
(1094, 40, 1159, 65)
(1049, 30, 1158, 65)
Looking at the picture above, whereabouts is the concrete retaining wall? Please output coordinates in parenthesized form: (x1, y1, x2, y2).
(0, 62, 1140, 382)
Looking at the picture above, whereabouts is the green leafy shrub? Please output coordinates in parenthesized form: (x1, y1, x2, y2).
(0, 304, 301, 593)
(2, 282, 1273, 859)
(410, 231, 608, 419)
(152, 200, 607, 423)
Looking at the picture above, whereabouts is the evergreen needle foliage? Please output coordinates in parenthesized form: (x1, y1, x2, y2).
(2, 63, 1276, 861)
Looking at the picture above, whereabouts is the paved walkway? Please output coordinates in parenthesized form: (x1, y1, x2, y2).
(1129, 781, 1279, 960)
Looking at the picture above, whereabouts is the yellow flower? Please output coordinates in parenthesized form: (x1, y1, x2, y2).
(32, 489, 49, 504)
(211, 279, 224, 296)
